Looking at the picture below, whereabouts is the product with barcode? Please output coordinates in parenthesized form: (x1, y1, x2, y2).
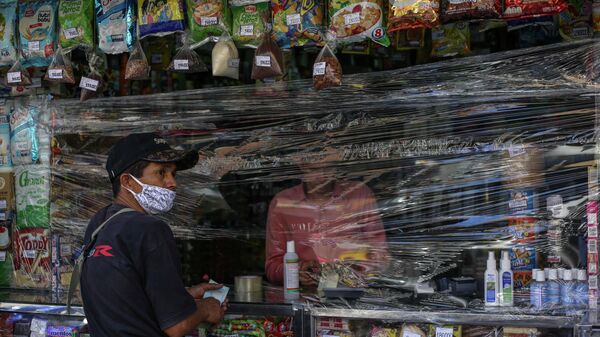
(44, 47, 76, 84)
(168, 44, 208, 73)
(96, 0, 136, 54)
(328, 0, 390, 46)
(5, 59, 32, 87)
(125, 41, 150, 80)
(313, 43, 342, 90)
(0, 0, 17, 67)
(138, 0, 186, 38)
(187, 0, 232, 47)
(251, 30, 284, 80)
(231, 0, 271, 48)
(212, 34, 240, 79)
(271, 0, 325, 48)
(18, 0, 58, 67)
(58, 0, 94, 51)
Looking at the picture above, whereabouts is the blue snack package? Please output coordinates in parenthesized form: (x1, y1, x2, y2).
(0, 0, 18, 67)
(138, 0, 186, 38)
(18, 0, 58, 67)
(95, 0, 136, 54)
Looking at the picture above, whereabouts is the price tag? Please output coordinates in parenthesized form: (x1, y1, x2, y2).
(590, 239, 598, 253)
(151, 54, 162, 64)
(64, 28, 80, 39)
(436, 327, 454, 337)
(313, 62, 326, 76)
(174, 59, 189, 70)
(255, 55, 271, 67)
(240, 25, 254, 36)
(286, 13, 301, 25)
(7, 72, 21, 83)
(228, 59, 240, 68)
(403, 332, 422, 337)
(28, 41, 40, 52)
(590, 226, 599, 238)
(0, 200, 6, 210)
(201, 16, 219, 26)
(48, 69, 64, 79)
(24, 250, 36, 259)
(16, 142, 29, 151)
(590, 213, 598, 226)
(79, 77, 99, 92)
(0, 252, 6, 262)
(591, 275, 598, 289)
(344, 13, 361, 25)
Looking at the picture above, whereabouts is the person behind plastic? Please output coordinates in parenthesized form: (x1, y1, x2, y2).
(265, 146, 389, 287)
(80, 133, 227, 337)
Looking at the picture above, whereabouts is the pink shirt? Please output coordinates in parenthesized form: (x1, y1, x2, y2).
(265, 181, 388, 285)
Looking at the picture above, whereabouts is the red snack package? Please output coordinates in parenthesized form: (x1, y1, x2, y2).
(387, 0, 440, 32)
(502, 0, 567, 19)
(441, 0, 501, 22)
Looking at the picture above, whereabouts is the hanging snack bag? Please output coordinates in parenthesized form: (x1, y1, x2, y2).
(313, 43, 342, 90)
(125, 41, 150, 80)
(168, 44, 208, 73)
(58, 0, 94, 51)
(0, 0, 17, 67)
(138, 0, 186, 38)
(43, 47, 75, 84)
(19, 0, 58, 67)
(96, 0, 136, 54)
(6, 59, 32, 87)
(186, 0, 232, 46)
(431, 22, 470, 58)
(271, 0, 325, 48)
(388, 0, 439, 31)
(10, 102, 39, 165)
(328, 0, 390, 46)
(441, 0, 500, 22)
(231, 0, 271, 48)
(251, 31, 284, 80)
(212, 34, 240, 79)
(502, 0, 567, 19)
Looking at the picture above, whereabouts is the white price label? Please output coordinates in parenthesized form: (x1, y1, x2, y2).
(201, 16, 219, 26)
(590, 226, 599, 238)
(151, 54, 162, 64)
(7, 72, 21, 83)
(228, 59, 240, 68)
(590, 275, 598, 290)
(313, 62, 326, 76)
(436, 328, 454, 337)
(240, 25, 254, 36)
(0, 252, 6, 262)
(590, 213, 598, 225)
(23, 250, 36, 259)
(403, 332, 422, 337)
(64, 28, 80, 39)
(0, 200, 6, 210)
(16, 142, 29, 151)
(256, 55, 271, 67)
(286, 13, 301, 25)
(28, 41, 40, 52)
(79, 77, 99, 92)
(48, 69, 63, 79)
(344, 13, 361, 25)
(590, 239, 598, 253)
(174, 59, 189, 70)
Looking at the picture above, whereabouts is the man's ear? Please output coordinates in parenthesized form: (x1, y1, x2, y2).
(119, 174, 132, 190)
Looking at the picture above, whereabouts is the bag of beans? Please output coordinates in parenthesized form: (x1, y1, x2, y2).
(313, 42, 342, 91)
(251, 31, 284, 81)
(125, 41, 150, 80)
(80, 51, 105, 102)
(6, 59, 32, 87)
(168, 43, 208, 73)
(44, 47, 76, 84)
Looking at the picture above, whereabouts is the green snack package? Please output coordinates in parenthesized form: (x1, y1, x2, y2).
(59, 0, 94, 51)
(231, 0, 270, 48)
(186, 0, 232, 47)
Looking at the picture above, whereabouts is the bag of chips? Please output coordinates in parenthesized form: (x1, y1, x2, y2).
(168, 44, 208, 73)
(186, 0, 232, 47)
(0, 0, 17, 67)
(313, 42, 342, 90)
(125, 41, 150, 80)
(6, 59, 32, 87)
(388, 0, 440, 31)
(231, 0, 271, 48)
(328, 0, 390, 46)
(431, 22, 470, 58)
(19, 0, 58, 67)
(502, 0, 568, 19)
(43, 47, 76, 84)
(138, 0, 186, 38)
(212, 34, 240, 79)
(251, 31, 284, 80)
(271, 0, 325, 48)
(96, 0, 136, 54)
(58, 0, 94, 51)
(441, 0, 501, 22)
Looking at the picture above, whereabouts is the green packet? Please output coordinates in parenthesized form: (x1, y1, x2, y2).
(231, 0, 270, 48)
(187, 0, 232, 47)
(58, 0, 94, 51)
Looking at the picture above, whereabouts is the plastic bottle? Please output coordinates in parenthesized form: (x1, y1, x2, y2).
(485, 251, 499, 306)
(575, 269, 588, 309)
(547, 269, 560, 306)
(534, 270, 548, 309)
(499, 251, 514, 307)
(530, 272, 539, 308)
(284, 241, 300, 295)
(561, 269, 575, 307)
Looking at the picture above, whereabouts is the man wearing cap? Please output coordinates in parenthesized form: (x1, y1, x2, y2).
(80, 133, 226, 337)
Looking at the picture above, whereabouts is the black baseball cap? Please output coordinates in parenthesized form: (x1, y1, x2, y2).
(106, 132, 199, 182)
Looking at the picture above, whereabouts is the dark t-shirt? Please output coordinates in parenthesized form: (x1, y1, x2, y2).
(81, 203, 196, 337)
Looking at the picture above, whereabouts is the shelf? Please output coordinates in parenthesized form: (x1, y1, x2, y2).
(0, 302, 85, 318)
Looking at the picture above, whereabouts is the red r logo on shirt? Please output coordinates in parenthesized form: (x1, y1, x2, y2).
(92, 245, 114, 257)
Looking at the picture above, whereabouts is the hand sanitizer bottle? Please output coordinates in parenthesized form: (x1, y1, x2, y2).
(499, 251, 514, 307)
(485, 252, 499, 306)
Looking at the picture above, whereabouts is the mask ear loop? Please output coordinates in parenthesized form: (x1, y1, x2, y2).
(122, 174, 144, 195)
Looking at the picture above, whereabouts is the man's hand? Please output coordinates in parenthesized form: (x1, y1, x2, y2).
(186, 283, 223, 299)
(196, 298, 226, 325)
(299, 260, 320, 287)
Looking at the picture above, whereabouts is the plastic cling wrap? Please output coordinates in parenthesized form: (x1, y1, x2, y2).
(96, 0, 136, 54)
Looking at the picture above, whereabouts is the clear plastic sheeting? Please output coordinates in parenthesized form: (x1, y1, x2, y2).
(49, 39, 599, 321)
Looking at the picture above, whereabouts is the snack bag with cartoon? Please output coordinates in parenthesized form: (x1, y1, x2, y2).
(0, 0, 17, 67)
(138, 0, 186, 38)
(329, 0, 390, 46)
(272, 0, 326, 48)
(19, 0, 58, 67)
(186, 0, 232, 46)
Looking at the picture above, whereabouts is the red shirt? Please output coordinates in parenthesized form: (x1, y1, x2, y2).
(265, 181, 388, 285)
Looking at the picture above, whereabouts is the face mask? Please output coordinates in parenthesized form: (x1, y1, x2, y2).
(123, 175, 176, 215)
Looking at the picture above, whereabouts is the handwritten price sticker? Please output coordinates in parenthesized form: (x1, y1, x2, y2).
(79, 77, 99, 92)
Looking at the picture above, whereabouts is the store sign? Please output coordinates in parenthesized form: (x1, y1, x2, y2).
(80, 77, 99, 92)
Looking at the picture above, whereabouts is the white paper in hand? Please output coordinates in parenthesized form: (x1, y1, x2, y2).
(203, 279, 229, 304)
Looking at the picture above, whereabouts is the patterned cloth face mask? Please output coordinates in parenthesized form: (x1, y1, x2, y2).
(123, 175, 176, 214)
